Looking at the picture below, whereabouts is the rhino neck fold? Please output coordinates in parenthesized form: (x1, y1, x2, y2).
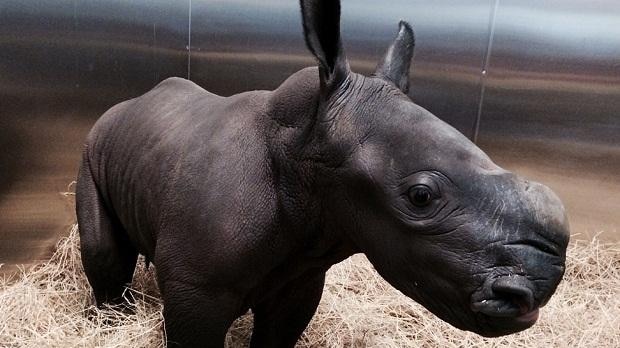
(267, 67, 321, 129)
(264, 67, 358, 265)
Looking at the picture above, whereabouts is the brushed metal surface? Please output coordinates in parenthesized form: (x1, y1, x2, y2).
(0, 0, 79, 270)
(189, 0, 490, 138)
(476, 0, 620, 238)
(1, 0, 619, 272)
(0, 0, 189, 270)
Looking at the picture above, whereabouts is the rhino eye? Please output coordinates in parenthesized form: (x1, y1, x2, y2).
(409, 185, 433, 207)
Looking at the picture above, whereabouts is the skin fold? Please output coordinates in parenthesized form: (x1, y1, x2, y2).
(75, 0, 570, 347)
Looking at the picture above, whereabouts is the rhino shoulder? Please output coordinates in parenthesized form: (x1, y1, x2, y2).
(267, 67, 320, 127)
(153, 76, 199, 91)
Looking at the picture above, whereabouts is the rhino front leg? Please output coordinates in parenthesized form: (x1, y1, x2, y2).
(250, 271, 326, 348)
(158, 276, 244, 348)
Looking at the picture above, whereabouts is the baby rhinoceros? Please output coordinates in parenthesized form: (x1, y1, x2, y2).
(76, 0, 570, 347)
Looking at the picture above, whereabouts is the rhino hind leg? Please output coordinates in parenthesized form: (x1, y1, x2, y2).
(76, 160, 138, 307)
(250, 271, 326, 348)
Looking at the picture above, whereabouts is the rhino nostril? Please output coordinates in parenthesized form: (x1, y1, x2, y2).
(491, 276, 535, 314)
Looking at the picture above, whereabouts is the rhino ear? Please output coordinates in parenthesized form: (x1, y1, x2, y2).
(300, 0, 350, 94)
(374, 21, 415, 94)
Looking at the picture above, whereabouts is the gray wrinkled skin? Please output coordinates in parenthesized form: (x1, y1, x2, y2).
(76, 0, 570, 347)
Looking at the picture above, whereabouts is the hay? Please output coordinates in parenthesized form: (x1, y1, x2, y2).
(1, 225, 618, 347)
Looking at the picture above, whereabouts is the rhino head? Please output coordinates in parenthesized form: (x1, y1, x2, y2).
(298, 0, 569, 336)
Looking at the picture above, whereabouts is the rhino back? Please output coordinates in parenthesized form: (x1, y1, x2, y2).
(84, 77, 277, 260)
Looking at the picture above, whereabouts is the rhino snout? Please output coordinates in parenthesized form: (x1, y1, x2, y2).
(471, 275, 536, 317)
(522, 179, 570, 253)
(463, 177, 571, 336)
(469, 274, 543, 336)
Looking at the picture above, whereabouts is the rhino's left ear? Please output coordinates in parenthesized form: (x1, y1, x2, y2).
(374, 21, 415, 94)
(300, 0, 350, 95)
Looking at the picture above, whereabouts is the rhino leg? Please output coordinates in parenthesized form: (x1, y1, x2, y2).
(250, 271, 326, 348)
(157, 277, 243, 348)
(76, 160, 138, 307)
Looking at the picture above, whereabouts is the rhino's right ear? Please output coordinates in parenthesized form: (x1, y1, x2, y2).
(374, 21, 415, 94)
(300, 0, 350, 95)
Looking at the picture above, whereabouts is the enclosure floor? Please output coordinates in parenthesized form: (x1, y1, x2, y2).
(0, 225, 618, 347)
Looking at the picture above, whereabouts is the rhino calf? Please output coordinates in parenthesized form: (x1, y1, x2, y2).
(76, 0, 570, 346)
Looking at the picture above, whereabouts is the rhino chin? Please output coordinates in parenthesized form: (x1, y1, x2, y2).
(471, 309, 540, 337)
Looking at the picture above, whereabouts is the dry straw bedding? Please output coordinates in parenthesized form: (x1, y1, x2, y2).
(1, 225, 618, 347)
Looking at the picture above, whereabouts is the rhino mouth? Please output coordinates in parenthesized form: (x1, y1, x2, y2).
(469, 274, 541, 330)
(471, 299, 540, 324)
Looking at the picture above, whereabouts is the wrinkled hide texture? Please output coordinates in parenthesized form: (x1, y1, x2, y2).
(76, 1, 570, 347)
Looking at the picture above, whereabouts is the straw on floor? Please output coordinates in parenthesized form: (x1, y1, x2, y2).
(1, 224, 618, 347)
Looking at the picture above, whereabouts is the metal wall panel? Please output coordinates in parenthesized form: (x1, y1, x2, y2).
(477, 0, 620, 238)
(1, 0, 619, 271)
(189, 0, 308, 95)
(73, 0, 189, 103)
(0, 0, 189, 270)
(0, 0, 80, 270)
(189, 0, 490, 138)
(0, 0, 78, 104)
